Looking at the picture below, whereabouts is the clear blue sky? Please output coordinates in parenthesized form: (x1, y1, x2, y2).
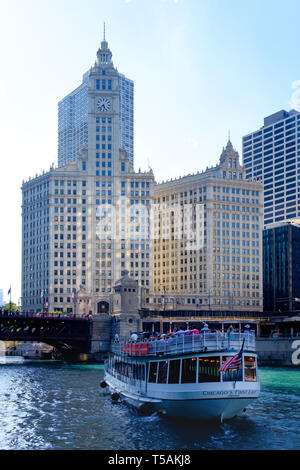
(0, 0, 300, 303)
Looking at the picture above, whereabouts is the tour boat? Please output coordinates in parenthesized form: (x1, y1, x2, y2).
(103, 330, 260, 421)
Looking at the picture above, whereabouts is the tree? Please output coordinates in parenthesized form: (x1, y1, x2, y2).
(2, 302, 20, 313)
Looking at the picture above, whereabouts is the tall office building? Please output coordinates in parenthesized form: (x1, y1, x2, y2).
(22, 34, 153, 314)
(58, 32, 134, 167)
(263, 218, 300, 313)
(152, 141, 263, 313)
(242, 109, 300, 227)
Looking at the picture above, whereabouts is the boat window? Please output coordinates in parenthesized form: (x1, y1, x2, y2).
(168, 359, 180, 384)
(149, 362, 158, 383)
(181, 358, 197, 383)
(127, 363, 133, 379)
(244, 356, 257, 382)
(198, 357, 220, 383)
(221, 356, 242, 382)
(135, 364, 145, 381)
(157, 361, 168, 384)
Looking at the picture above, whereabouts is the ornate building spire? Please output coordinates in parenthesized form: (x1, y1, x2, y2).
(219, 139, 240, 166)
(101, 21, 108, 49)
(96, 22, 113, 66)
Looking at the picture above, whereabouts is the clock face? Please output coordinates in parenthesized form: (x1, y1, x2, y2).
(97, 97, 111, 112)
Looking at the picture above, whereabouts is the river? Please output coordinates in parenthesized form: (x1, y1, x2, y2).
(0, 360, 299, 450)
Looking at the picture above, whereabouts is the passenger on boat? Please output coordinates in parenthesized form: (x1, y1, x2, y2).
(227, 325, 235, 339)
(189, 329, 199, 335)
(201, 323, 210, 333)
(174, 329, 185, 336)
(243, 325, 255, 337)
(114, 333, 119, 343)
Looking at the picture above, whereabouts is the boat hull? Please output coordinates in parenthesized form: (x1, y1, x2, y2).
(105, 373, 259, 421)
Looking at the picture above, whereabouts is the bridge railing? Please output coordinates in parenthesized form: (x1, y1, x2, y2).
(0, 312, 91, 321)
(111, 331, 256, 357)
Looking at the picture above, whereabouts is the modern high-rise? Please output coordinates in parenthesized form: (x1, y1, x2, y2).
(263, 218, 300, 313)
(58, 33, 134, 167)
(242, 109, 300, 227)
(22, 35, 153, 314)
(152, 141, 264, 313)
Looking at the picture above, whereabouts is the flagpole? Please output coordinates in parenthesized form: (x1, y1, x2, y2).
(9, 286, 12, 315)
(234, 338, 245, 389)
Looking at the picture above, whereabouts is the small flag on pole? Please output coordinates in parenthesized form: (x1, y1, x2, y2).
(219, 339, 245, 373)
(8, 287, 11, 296)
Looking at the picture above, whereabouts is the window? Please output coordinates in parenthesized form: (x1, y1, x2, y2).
(157, 361, 168, 384)
(221, 356, 242, 382)
(148, 362, 158, 383)
(244, 356, 257, 381)
(198, 357, 220, 382)
(168, 359, 180, 384)
(181, 358, 197, 383)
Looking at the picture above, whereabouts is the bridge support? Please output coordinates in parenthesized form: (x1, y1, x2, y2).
(86, 314, 112, 362)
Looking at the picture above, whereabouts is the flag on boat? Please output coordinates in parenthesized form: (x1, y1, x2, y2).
(219, 339, 245, 373)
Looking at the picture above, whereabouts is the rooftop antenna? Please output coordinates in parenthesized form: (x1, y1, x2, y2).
(103, 21, 106, 41)
(228, 129, 231, 141)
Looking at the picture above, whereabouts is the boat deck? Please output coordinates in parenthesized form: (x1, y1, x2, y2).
(111, 332, 255, 357)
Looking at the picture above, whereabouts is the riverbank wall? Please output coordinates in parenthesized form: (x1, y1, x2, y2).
(256, 337, 300, 367)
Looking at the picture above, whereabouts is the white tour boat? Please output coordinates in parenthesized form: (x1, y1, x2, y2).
(103, 330, 260, 421)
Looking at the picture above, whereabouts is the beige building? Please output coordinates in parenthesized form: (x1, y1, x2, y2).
(152, 141, 263, 313)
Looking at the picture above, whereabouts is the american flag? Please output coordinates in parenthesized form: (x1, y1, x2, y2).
(219, 339, 245, 373)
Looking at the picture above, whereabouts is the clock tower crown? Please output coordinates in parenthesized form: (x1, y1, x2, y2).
(96, 22, 113, 66)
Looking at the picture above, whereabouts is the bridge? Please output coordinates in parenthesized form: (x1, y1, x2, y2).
(1, 306, 298, 365)
(0, 312, 112, 361)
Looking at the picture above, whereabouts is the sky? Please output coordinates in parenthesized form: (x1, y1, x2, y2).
(1, 0, 300, 303)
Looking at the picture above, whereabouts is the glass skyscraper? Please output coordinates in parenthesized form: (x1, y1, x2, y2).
(242, 109, 300, 227)
(58, 47, 134, 168)
(263, 220, 300, 312)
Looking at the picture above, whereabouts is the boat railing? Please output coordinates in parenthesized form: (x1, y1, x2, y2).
(110, 331, 256, 356)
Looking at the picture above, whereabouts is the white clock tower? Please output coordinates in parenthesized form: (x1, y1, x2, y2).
(82, 29, 154, 313)
(22, 28, 154, 315)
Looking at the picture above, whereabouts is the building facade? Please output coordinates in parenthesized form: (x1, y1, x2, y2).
(152, 141, 263, 313)
(22, 36, 153, 314)
(242, 109, 300, 227)
(263, 218, 300, 313)
(58, 39, 134, 168)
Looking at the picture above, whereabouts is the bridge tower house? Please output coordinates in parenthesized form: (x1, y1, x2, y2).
(112, 270, 141, 341)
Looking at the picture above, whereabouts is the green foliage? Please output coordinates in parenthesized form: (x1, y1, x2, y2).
(2, 302, 20, 313)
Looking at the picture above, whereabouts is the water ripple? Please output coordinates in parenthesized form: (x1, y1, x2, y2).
(0, 362, 298, 450)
